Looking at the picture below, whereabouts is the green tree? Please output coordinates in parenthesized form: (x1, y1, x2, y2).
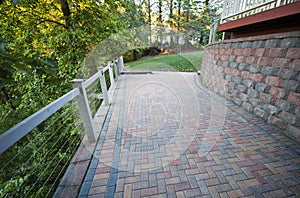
(0, 0, 145, 121)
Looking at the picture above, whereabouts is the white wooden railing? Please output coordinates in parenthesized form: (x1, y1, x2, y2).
(221, 0, 297, 24)
(0, 56, 124, 197)
(0, 56, 124, 154)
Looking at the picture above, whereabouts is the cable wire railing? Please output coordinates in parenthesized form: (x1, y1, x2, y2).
(221, 0, 297, 24)
(0, 56, 124, 197)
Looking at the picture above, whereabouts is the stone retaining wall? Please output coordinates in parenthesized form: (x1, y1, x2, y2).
(200, 31, 300, 141)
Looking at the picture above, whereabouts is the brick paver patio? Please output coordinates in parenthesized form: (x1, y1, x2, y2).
(79, 72, 300, 197)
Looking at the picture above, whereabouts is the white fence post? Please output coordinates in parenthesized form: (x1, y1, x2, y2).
(72, 79, 96, 143)
(113, 59, 119, 81)
(117, 56, 124, 75)
(212, 22, 218, 42)
(98, 68, 110, 106)
(108, 61, 115, 87)
(209, 25, 213, 44)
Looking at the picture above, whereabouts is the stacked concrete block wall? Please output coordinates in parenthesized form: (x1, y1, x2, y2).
(200, 31, 300, 141)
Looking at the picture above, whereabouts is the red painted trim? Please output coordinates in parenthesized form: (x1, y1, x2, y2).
(219, 1, 300, 32)
(230, 23, 300, 39)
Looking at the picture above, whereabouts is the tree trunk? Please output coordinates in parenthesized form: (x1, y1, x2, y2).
(148, 0, 152, 46)
(158, 0, 163, 24)
(185, 0, 190, 50)
(185, 0, 190, 23)
(170, 0, 173, 18)
(59, 0, 71, 28)
(177, 0, 181, 32)
(199, 36, 203, 49)
(169, 0, 174, 48)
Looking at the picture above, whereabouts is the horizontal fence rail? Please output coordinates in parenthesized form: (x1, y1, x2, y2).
(221, 0, 296, 23)
(0, 88, 80, 154)
(0, 56, 124, 197)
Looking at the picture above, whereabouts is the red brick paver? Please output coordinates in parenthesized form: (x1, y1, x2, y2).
(79, 72, 300, 197)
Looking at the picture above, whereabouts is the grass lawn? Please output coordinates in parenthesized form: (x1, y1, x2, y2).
(125, 51, 203, 72)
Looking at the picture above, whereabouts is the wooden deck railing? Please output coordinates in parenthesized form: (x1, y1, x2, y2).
(221, 0, 297, 24)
